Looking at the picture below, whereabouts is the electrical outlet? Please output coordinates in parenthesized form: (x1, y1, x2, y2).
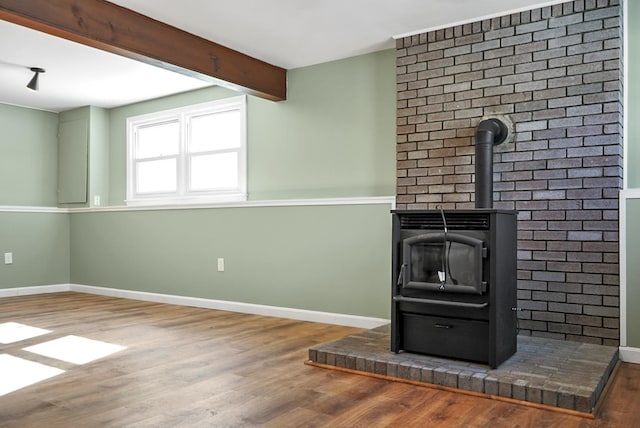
(94, 195, 101, 206)
(4, 252, 13, 265)
(217, 258, 225, 272)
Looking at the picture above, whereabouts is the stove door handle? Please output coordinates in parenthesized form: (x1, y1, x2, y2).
(393, 295, 489, 309)
(396, 264, 405, 286)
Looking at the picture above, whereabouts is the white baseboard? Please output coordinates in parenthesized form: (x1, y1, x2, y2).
(0, 284, 71, 297)
(619, 347, 640, 364)
(1, 284, 389, 329)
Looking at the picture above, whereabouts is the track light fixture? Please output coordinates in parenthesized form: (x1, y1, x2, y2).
(27, 67, 46, 91)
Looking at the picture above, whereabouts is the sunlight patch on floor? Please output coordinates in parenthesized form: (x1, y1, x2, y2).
(23, 335, 127, 365)
(0, 322, 127, 396)
(0, 354, 64, 397)
(0, 322, 51, 344)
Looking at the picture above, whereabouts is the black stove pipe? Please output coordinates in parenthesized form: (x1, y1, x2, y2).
(475, 118, 509, 209)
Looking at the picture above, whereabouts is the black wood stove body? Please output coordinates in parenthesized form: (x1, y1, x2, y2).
(390, 209, 518, 368)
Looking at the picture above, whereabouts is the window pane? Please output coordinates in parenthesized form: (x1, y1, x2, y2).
(136, 159, 177, 193)
(189, 111, 240, 153)
(190, 152, 238, 190)
(137, 121, 179, 159)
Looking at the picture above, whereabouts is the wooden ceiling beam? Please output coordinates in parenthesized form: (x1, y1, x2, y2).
(0, 0, 287, 101)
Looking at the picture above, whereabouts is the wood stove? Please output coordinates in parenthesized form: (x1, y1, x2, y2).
(391, 117, 517, 368)
(390, 209, 518, 368)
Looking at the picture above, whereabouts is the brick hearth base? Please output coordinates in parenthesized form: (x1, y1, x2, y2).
(307, 324, 618, 415)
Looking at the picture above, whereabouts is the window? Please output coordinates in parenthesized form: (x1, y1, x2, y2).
(126, 96, 246, 206)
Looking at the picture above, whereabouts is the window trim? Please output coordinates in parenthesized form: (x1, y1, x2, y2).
(126, 95, 247, 207)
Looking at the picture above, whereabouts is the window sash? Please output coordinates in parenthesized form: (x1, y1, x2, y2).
(135, 157, 179, 195)
(187, 150, 240, 192)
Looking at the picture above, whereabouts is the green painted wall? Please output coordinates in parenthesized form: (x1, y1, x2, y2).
(69, 50, 396, 318)
(2, 49, 395, 315)
(0, 104, 68, 289)
(627, 1, 640, 188)
(0, 104, 58, 206)
(627, 200, 640, 346)
(248, 50, 396, 200)
(57, 106, 110, 207)
(58, 107, 90, 205)
(0, 212, 70, 288)
(88, 106, 110, 207)
(626, 1, 640, 347)
(108, 50, 396, 204)
(70, 203, 391, 318)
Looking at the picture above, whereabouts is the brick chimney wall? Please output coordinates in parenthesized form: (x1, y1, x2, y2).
(395, 0, 622, 345)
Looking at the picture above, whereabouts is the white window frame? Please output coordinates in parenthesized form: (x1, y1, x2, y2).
(126, 95, 247, 206)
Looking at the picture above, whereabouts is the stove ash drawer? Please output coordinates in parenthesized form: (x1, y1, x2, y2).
(401, 314, 489, 364)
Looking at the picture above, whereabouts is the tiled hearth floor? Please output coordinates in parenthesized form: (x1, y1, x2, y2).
(307, 324, 618, 416)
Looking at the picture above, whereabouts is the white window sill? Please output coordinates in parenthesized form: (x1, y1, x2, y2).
(54, 196, 397, 213)
(125, 193, 248, 208)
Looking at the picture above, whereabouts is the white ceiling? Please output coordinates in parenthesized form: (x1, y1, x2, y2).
(0, 0, 563, 113)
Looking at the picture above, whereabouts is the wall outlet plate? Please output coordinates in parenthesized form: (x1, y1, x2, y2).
(217, 258, 224, 272)
(4, 252, 13, 264)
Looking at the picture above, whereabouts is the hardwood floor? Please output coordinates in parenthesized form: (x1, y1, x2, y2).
(0, 292, 638, 427)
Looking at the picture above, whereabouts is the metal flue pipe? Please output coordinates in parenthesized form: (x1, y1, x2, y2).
(474, 118, 509, 209)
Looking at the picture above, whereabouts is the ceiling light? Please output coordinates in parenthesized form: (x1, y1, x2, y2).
(27, 67, 46, 91)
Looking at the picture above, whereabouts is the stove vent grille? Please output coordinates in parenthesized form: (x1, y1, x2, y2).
(398, 212, 490, 230)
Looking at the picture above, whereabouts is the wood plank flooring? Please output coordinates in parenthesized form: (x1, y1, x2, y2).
(0, 291, 638, 427)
